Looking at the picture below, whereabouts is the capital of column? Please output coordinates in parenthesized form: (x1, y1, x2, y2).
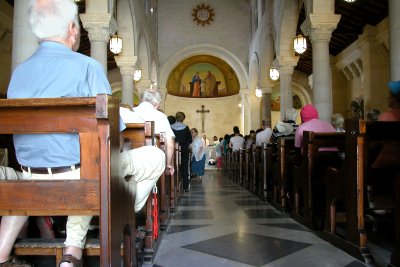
(275, 56, 299, 76)
(115, 56, 138, 76)
(80, 13, 117, 43)
(257, 80, 274, 94)
(300, 13, 341, 43)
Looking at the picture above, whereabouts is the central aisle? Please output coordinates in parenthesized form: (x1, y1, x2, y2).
(152, 170, 366, 267)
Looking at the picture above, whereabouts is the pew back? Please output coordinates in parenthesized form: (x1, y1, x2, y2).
(0, 95, 135, 266)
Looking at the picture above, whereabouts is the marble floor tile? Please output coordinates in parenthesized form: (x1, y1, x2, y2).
(166, 224, 211, 235)
(183, 232, 311, 266)
(154, 172, 367, 267)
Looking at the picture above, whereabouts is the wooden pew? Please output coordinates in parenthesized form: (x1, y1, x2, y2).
(231, 150, 240, 183)
(157, 132, 171, 231)
(292, 131, 345, 230)
(272, 137, 295, 211)
(171, 142, 180, 209)
(316, 119, 373, 264)
(123, 127, 172, 263)
(356, 120, 400, 266)
(244, 147, 251, 188)
(239, 148, 245, 186)
(123, 122, 162, 264)
(248, 144, 258, 193)
(258, 143, 276, 201)
(0, 95, 136, 266)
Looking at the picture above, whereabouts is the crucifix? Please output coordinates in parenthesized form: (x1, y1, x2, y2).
(196, 105, 210, 133)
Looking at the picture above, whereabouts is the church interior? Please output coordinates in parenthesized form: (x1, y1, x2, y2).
(0, 0, 399, 266)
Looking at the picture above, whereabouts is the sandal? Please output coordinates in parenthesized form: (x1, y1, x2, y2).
(0, 257, 33, 267)
(59, 255, 83, 267)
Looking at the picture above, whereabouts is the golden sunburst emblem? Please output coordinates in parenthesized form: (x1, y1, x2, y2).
(192, 4, 215, 27)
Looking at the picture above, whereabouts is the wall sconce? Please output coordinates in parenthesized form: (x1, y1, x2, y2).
(255, 88, 262, 98)
(294, 34, 307, 54)
(269, 67, 279, 81)
(110, 35, 123, 54)
(133, 68, 142, 81)
(238, 103, 243, 108)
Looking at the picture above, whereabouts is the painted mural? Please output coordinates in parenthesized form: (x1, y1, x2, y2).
(271, 93, 303, 111)
(167, 55, 240, 98)
(181, 63, 226, 97)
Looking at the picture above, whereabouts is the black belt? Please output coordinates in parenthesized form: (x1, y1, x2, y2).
(21, 164, 80, 174)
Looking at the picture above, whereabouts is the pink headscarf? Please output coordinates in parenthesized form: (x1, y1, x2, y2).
(300, 104, 318, 123)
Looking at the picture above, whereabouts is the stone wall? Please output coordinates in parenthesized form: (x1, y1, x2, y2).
(164, 94, 243, 139)
(158, 0, 250, 68)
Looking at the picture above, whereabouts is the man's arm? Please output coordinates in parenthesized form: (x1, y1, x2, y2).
(166, 136, 175, 175)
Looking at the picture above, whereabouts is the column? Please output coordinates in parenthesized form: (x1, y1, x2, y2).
(80, 13, 117, 73)
(276, 57, 298, 120)
(258, 80, 273, 120)
(301, 13, 340, 122)
(242, 90, 262, 133)
(115, 56, 138, 106)
(390, 0, 400, 81)
(12, 1, 38, 70)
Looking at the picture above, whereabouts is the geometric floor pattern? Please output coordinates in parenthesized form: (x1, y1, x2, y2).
(152, 168, 367, 267)
(183, 232, 312, 266)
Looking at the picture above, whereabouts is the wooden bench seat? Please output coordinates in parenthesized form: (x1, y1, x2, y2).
(13, 238, 125, 262)
(0, 95, 136, 266)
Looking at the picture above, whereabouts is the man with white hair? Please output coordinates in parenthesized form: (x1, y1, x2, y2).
(130, 89, 175, 177)
(2, 0, 165, 266)
(255, 119, 273, 146)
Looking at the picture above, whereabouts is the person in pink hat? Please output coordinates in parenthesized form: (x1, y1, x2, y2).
(294, 104, 336, 150)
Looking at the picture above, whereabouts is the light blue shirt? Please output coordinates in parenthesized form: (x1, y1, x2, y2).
(7, 41, 112, 167)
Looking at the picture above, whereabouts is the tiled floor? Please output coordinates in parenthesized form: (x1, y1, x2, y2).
(152, 169, 367, 267)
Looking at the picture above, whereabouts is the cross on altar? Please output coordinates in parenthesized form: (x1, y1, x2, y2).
(196, 105, 210, 133)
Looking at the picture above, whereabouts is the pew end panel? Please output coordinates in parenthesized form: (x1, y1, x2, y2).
(292, 131, 345, 230)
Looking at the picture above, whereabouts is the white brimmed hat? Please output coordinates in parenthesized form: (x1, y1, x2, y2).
(276, 121, 294, 136)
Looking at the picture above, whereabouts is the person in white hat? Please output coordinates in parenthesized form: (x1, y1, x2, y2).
(271, 108, 298, 143)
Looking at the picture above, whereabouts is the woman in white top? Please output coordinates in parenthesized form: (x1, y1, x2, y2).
(190, 128, 206, 179)
(229, 128, 245, 152)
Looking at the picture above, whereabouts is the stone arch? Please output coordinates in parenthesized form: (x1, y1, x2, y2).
(137, 29, 150, 80)
(249, 52, 260, 90)
(150, 59, 158, 87)
(292, 80, 312, 106)
(274, 0, 299, 58)
(159, 44, 248, 92)
(117, 0, 136, 56)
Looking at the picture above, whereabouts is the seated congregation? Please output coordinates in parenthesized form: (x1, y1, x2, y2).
(221, 83, 400, 267)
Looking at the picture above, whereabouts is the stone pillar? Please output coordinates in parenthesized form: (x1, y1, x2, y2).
(258, 80, 273, 121)
(301, 14, 340, 122)
(389, 0, 400, 81)
(115, 56, 138, 106)
(80, 13, 117, 73)
(248, 93, 262, 130)
(276, 57, 298, 120)
(12, 0, 38, 70)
